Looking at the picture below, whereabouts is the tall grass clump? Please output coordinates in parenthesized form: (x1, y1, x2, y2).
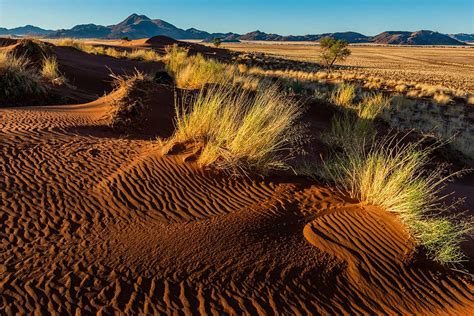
(319, 135, 471, 264)
(318, 88, 471, 264)
(128, 49, 161, 62)
(0, 52, 46, 103)
(175, 54, 228, 89)
(433, 93, 451, 105)
(163, 45, 229, 89)
(330, 83, 357, 108)
(163, 44, 189, 74)
(326, 92, 389, 148)
(41, 56, 66, 85)
(173, 83, 304, 173)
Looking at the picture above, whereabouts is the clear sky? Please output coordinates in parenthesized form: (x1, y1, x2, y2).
(0, 0, 473, 35)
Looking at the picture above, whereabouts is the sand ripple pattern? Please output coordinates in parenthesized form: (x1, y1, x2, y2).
(303, 205, 474, 314)
(1, 103, 473, 314)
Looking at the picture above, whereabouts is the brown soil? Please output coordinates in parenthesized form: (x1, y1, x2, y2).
(0, 39, 473, 314)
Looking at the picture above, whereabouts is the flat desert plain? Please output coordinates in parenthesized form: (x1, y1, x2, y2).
(215, 41, 474, 91)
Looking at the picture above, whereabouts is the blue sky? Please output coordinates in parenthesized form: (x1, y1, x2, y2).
(0, 0, 473, 35)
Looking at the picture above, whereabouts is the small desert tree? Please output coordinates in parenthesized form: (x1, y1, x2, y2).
(319, 37, 351, 71)
(212, 38, 222, 48)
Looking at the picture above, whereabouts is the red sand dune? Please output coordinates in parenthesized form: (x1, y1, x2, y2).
(1, 94, 473, 315)
(0, 40, 473, 314)
(54, 46, 164, 101)
(121, 35, 232, 60)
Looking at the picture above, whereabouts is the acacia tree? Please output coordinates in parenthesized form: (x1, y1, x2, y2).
(212, 38, 222, 48)
(319, 37, 351, 71)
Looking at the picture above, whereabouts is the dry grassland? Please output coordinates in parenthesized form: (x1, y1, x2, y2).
(215, 42, 474, 92)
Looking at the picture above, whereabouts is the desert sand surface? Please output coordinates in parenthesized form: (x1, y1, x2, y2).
(212, 41, 474, 91)
(1, 38, 474, 314)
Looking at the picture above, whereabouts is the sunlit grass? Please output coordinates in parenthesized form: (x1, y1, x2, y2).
(330, 83, 357, 108)
(319, 135, 471, 263)
(173, 83, 304, 173)
(41, 56, 66, 85)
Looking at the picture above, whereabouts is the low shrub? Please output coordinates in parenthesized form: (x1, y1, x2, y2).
(108, 72, 154, 131)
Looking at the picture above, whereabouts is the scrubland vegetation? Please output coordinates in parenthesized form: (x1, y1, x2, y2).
(236, 65, 473, 105)
(155, 45, 472, 264)
(223, 42, 473, 94)
(3, 37, 470, 265)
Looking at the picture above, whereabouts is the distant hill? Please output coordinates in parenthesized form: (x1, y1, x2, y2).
(0, 25, 53, 36)
(52, 24, 111, 38)
(234, 31, 370, 43)
(202, 33, 241, 43)
(372, 30, 465, 45)
(450, 33, 474, 43)
(1, 14, 469, 46)
(48, 14, 211, 40)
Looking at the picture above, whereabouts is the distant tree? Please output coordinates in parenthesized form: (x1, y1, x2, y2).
(319, 37, 351, 71)
(212, 38, 222, 48)
(121, 36, 130, 41)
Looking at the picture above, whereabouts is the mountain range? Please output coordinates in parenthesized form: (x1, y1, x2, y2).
(1, 14, 472, 45)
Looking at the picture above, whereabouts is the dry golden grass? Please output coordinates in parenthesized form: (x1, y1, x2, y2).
(164, 44, 262, 91)
(433, 93, 452, 105)
(41, 56, 66, 85)
(319, 135, 472, 264)
(468, 95, 474, 105)
(218, 42, 474, 92)
(330, 83, 357, 107)
(172, 83, 304, 173)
